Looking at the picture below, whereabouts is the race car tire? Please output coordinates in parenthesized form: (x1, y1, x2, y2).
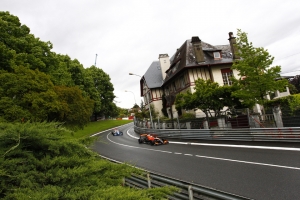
(138, 139, 143, 144)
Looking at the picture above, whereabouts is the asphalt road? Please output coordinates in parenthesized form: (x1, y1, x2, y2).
(91, 123, 300, 200)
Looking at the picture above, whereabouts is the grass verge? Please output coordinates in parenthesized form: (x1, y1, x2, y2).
(72, 120, 133, 139)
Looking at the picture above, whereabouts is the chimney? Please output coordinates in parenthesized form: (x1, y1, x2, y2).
(191, 36, 205, 63)
(158, 54, 170, 80)
(228, 32, 240, 59)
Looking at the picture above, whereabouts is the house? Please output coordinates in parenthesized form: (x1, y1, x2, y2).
(139, 32, 290, 119)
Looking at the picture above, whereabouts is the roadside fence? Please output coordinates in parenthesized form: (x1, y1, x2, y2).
(135, 107, 300, 130)
(133, 126, 300, 142)
(125, 172, 250, 200)
(99, 155, 250, 200)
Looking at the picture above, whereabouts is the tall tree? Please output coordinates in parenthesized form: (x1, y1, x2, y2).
(231, 29, 288, 108)
(0, 11, 53, 73)
(0, 12, 121, 126)
(289, 75, 300, 94)
(85, 66, 115, 120)
(0, 66, 57, 122)
(47, 54, 74, 87)
(52, 86, 94, 129)
(175, 79, 242, 118)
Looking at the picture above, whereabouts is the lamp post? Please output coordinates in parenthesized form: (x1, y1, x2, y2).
(129, 73, 141, 77)
(125, 90, 136, 105)
(129, 72, 153, 128)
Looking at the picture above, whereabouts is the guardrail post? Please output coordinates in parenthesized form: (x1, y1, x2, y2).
(188, 185, 193, 200)
(147, 173, 151, 188)
(122, 177, 125, 186)
(203, 120, 209, 129)
(273, 106, 283, 127)
(186, 122, 191, 129)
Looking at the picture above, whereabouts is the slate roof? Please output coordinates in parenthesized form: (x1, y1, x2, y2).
(143, 61, 163, 88)
(164, 39, 233, 84)
(143, 38, 233, 89)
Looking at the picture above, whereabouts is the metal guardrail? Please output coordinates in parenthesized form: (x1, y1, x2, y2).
(134, 126, 300, 142)
(99, 155, 251, 200)
(125, 172, 251, 200)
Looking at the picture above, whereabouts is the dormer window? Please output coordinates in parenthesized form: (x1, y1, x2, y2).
(213, 52, 221, 59)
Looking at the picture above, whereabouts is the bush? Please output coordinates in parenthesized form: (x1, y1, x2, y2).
(264, 94, 300, 115)
(0, 122, 175, 199)
(180, 113, 196, 119)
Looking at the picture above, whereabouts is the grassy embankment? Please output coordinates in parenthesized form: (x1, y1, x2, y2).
(73, 119, 133, 139)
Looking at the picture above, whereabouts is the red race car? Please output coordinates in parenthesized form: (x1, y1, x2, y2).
(138, 133, 169, 146)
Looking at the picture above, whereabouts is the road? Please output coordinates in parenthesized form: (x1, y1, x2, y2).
(91, 123, 300, 200)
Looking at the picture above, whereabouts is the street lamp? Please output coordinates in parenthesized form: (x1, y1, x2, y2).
(129, 73, 142, 77)
(125, 90, 136, 105)
(129, 72, 153, 128)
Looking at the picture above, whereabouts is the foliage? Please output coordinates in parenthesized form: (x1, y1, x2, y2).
(109, 103, 120, 118)
(175, 79, 243, 117)
(52, 86, 94, 129)
(180, 113, 196, 119)
(0, 11, 53, 73)
(0, 122, 175, 199)
(0, 67, 57, 122)
(231, 29, 288, 107)
(133, 104, 139, 109)
(264, 94, 300, 115)
(289, 75, 300, 94)
(0, 11, 119, 126)
(85, 66, 116, 120)
(135, 104, 156, 120)
(161, 94, 169, 117)
(287, 83, 298, 95)
(117, 107, 129, 118)
(73, 119, 133, 139)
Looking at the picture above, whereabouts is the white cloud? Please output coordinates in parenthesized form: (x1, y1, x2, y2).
(2, 0, 300, 108)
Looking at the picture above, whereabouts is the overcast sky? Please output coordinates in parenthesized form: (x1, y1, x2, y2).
(2, 0, 300, 108)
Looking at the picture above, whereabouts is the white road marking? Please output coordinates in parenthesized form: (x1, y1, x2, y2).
(106, 134, 172, 154)
(191, 142, 300, 151)
(195, 155, 300, 170)
(90, 123, 132, 137)
(126, 128, 300, 152)
(107, 132, 300, 171)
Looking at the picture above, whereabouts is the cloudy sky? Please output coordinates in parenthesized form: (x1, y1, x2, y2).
(2, 0, 300, 108)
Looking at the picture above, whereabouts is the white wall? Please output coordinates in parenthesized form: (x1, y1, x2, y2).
(210, 65, 239, 86)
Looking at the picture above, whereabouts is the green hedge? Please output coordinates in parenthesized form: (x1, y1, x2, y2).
(264, 94, 300, 115)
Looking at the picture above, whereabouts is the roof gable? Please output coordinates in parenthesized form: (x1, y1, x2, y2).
(144, 61, 163, 88)
(164, 39, 233, 83)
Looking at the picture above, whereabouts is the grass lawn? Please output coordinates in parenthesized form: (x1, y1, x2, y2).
(73, 120, 133, 139)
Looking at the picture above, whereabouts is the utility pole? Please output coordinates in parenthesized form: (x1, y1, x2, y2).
(95, 54, 98, 67)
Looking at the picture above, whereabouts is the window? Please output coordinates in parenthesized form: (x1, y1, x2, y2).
(180, 76, 185, 88)
(221, 68, 233, 85)
(147, 92, 151, 103)
(214, 52, 221, 59)
(165, 86, 169, 95)
(172, 82, 176, 92)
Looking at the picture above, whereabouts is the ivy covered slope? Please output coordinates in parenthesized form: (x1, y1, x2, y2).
(0, 122, 175, 199)
(0, 11, 118, 128)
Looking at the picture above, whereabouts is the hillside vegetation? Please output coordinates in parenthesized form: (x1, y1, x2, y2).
(0, 11, 118, 129)
(0, 12, 175, 199)
(0, 122, 175, 199)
